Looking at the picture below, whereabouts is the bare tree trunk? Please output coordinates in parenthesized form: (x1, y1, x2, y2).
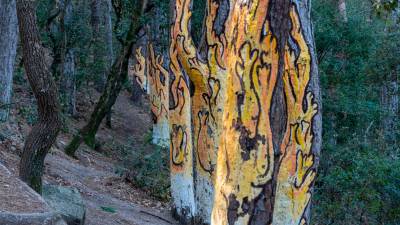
(104, 0, 114, 128)
(380, 11, 399, 154)
(62, 0, 77, 116)
(65, 0, 147, 157)
(64, 48, 77, 116)
(90, 0, 114, 127)
(381, 70, 399, 152)
(0, 0, 18, 122)
(16, 0, 62, 194)
(338, 0, 348, 22)
(91, 0, 107, 91)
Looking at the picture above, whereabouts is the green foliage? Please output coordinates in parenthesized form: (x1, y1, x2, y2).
(18, 105, 38, 125)
(143, 130, 153, 144)
(312, 0, 400, 224)
(372, 0, 399, 20)
(109, 138, 170, 201)
(191, 0, 207, 45)
(128, 144, 170, 201)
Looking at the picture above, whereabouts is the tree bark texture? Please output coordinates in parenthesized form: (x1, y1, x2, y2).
(91, 0, 108, 90)
(62, 0, 77, 116)
(0, 0, 18, 122)
(90, 0, 114, 127)
(16, 0, 62, 194)
(169, 0, 322, 224)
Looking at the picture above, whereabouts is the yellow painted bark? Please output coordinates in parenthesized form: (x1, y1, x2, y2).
(169, 0, 229, 222)
(147, 44, 170, 147)
(272, 8, 318, 225)
(169, 0, 319, 224)
(130, 47, 148, 92)
(169, 0, 197, 219)
(211, 1, 280, 224)
(130, 45, 170, 147)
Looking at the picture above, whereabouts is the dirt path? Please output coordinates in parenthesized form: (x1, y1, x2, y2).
(44, 149, 177, 225)
(0, 87, 178, 225)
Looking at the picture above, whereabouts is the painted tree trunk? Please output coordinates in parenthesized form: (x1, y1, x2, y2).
(0, 0, 18, 122)
(147, 45, 169, 147)
(170, 0, 322, 224)
(130, 44, 170, 148)
(130, 29, 149, 106)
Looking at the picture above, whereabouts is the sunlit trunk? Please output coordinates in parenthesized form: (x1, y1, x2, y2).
(169, 0, 322, 224)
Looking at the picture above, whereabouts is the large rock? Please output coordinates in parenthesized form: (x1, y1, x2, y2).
(0, 163, 67, 225)
(42, 185, 86, 225)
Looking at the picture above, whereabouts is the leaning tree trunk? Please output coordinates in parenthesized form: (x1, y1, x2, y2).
(16, 0, 62, 194)
(65, 0, 147, 157)
(169, 0, 322, 224)
(0, 0, 18, 122)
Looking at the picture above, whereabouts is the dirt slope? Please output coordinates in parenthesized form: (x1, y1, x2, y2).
(0, 86, 178, 225)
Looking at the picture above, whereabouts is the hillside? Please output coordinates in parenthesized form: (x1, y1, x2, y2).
(0, 84, 177, 225)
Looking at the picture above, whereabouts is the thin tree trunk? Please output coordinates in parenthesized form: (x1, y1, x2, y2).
(338, 0, 348, 22)
(104, 0, 114, 128)
(91, 0, 107, 91)
(65, 0, 147, 157)
(16, 0, 62, 194)
(64, 48, 77, 116)
(62, 0, 77, 116)
(380, 11, 399, 154)
(0, 0, 18, 122)
(381, 70, 398, 152)
(91, 0, 114, 128)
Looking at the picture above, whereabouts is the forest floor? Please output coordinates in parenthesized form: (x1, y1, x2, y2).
(0, 84, 178, 225)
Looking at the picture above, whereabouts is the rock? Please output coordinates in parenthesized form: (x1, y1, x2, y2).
(42, 185, 86, 225)
(0, 163, 67, 225)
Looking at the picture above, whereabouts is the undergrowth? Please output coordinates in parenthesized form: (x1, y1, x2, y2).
(109, 136, 170, 202)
